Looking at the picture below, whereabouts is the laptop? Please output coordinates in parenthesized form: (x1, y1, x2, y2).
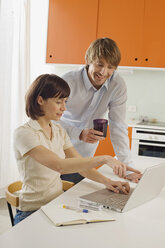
(79, 163, 165, 212)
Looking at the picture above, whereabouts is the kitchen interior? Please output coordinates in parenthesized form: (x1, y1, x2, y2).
(0, 0, 165, 235)
(31, 0, 165, 166)
(39, 0, 165, 168)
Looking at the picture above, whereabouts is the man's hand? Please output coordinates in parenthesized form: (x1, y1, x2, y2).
(79, 128, 105, 143)
(125, 165, 142, 183)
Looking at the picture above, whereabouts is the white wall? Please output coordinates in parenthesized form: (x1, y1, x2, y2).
(122, 69, 165, 123)
(30, 0, 165, 123)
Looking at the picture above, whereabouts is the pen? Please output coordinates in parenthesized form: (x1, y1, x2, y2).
(62, 204, 88, 213)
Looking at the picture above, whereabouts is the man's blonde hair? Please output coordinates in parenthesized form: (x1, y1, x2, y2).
(85, 37, 121, 68)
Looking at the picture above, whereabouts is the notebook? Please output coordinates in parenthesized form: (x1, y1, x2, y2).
(41, 204, 115, 226)
(79, 163, 165, 213)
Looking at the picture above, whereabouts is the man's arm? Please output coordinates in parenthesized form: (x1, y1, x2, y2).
(59, 118, 83, 141)
(108, 77, 141, 182)
(59, 69, 85, 141)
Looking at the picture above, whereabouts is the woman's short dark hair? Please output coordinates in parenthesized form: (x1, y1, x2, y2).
(25, 74, 70, 120)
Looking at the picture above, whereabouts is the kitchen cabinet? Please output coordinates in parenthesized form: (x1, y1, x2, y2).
(94, 126, 132, 157)
(97, 0, 144, 67)
(142, 0, 165, 67)
(47, 0, 165, 67)
(46, 0, 98, 64)
(97, 0, 165, 67)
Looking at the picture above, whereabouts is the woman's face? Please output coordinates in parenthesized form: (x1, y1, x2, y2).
(38, 96, 68, 121)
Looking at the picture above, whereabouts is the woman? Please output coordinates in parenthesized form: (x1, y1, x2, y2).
(14, 74, 130, 224)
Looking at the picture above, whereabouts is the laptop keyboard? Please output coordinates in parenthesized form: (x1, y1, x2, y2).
(102, 194, 129, 209)
(80, 188, 134, 211)
(101, 189, 134, 209)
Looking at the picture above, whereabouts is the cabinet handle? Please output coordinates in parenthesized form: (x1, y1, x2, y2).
(145, 58, 148, 61)
(134, 58, 138, 61)
(49, 55, 52, 58)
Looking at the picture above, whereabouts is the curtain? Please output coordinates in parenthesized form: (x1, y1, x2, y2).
(0, 0, 30, 197)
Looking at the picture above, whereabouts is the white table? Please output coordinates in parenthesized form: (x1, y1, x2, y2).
(0, 161, 165, 248)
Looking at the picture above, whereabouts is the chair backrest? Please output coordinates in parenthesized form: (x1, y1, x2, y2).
(5, 180, 23, 226)
(5, 180, 74, 226)
(62, 180, 75, 191)
(6, 181, 22, 207)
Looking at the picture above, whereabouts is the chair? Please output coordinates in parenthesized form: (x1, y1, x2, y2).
(5, 180, 74, 226)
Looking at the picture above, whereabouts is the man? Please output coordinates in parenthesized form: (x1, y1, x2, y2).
(60, 37, 141, 184)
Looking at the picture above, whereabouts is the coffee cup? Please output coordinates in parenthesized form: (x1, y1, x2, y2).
(93, 119, 108, 137)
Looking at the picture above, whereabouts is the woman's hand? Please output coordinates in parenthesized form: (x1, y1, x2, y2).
(105, 156, 127, 178)
(104, 179, 130, 194)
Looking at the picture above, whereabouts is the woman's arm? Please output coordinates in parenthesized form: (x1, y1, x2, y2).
(64, 147, 130, 194)
(26, 145, 107, 174)
(80, 167, 130, 194)
(26, 145, 130, 194)
(64, 146, 128, 178)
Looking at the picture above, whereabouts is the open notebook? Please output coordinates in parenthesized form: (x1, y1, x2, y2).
(41, 204, 115, 226)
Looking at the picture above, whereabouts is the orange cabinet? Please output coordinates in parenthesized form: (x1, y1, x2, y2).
(46, 0, 98, 64)
(94, 126, 132, 156)
(97, 0, 144, 67)
(47, 0, 165, 67)
(97, 0, 165, 67)
(142, 0, 165, 67)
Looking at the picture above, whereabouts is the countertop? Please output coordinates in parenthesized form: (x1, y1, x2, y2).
(128, 120, 165, 130)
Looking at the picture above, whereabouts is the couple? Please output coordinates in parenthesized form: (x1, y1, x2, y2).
(13, 38, 141, 225)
